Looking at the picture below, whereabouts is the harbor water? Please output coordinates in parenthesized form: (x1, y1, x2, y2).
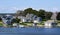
(0, 27, 60, 35)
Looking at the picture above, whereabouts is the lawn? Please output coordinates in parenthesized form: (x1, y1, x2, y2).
(0, 20, 46, 27)
(19, 21, 46, 27)
(0, 23, 3, 26)
(57, 20, 60, 23)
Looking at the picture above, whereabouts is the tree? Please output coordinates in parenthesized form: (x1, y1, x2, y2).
(38, 9, 46, 19)
(56, 12, 60, 20)
(24, 8, 33, 15)
(45, 12, 53, 20)
(16, 8, 53, 20)
(11, 18, 20, 25)
(23, 8, 38, 16)
(0, 17, 2, 21)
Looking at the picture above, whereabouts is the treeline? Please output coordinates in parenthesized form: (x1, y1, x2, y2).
(0, 8, 59, 21)
(16, 8, 53, 20)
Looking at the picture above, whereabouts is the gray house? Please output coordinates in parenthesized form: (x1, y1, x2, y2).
(1, 15, 13, 25)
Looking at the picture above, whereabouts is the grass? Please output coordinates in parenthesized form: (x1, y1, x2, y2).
(57, 20, 60, 23)
(19, 21, 45, 27)
(0, 20, 47, 27)
(19, 23, 27, 26)
(0, 23, 3, 26)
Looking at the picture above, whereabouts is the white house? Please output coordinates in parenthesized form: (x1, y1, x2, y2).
(44, 12, 57, 28)
(44, 20, 57, 28)
(18, 16, 28, 22)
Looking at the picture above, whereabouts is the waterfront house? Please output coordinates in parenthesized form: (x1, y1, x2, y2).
(33, 16, 42, 23)
(44, 20, 57, 28)
(18, 16, 28, 22)
(33, 16, 42, 26)
(18, 13, 42, 23)
(1, 15, 13, 25)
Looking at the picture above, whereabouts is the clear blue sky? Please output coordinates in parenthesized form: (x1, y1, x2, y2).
(0, 0, 60, 13)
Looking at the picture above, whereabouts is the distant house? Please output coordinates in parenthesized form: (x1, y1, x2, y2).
(1, 15, 13, 25)
(33, 16, 42, 23)
(18, 13, 42, 23)
(51, 12, 57, 20)
(44, 20, 57, 28)
(18, 16, 28, 22)
(26, 13, 34, 22)
(21, 17, 27, 22)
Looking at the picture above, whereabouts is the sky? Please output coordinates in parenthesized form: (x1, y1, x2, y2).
(0, 0, 60, 13)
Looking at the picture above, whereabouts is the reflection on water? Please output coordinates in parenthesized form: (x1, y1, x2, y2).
(0, 27, 60, 35)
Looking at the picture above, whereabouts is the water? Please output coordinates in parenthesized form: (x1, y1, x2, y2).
(0, 27, 60, 35)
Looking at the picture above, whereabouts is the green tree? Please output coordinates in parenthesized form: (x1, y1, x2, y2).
(45, 12, 53, 20)
(56, 12, 60, 20)
(24, 8, 38, 16)
(38, 9, 46, 19)
(11, 18, 20, 24)
(24, 8, 33, 15)
(16, 8, 53, 20)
